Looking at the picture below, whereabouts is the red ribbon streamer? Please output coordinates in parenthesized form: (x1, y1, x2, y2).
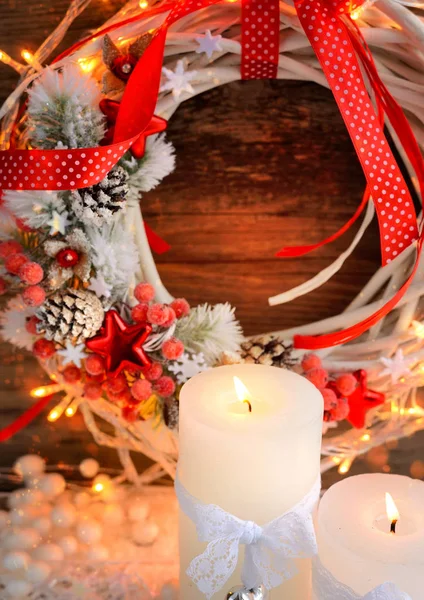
(0, 395, 54, 442)
(241, 0, 280, 79)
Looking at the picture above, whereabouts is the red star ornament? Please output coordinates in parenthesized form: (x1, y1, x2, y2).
(99, 99, 167, 158)
(346, 369, 386, 429)
(86, 310, 152, 377)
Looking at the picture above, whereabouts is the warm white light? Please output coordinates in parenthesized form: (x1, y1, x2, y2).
(139, 0, 148, 7)
(47, 407, 62, 422)
(412, 320, 424, 339)
(21, 49, 33, 64)
(233, 376, 252, 412)
(386, 492, 400, 524)
(361, 433, 371, 442)
(338, 457, 353, 474)
(30, 385, 59, 399)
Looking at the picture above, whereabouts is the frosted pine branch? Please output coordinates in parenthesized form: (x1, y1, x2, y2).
(3, 190, 68, 230)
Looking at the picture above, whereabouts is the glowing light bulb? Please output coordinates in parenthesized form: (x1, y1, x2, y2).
(350, 8, 361, 19)
(361, 433, 371, 442)
(338, 457, 353, 475)
(21, 49, 33, 64)
(78, 57, 97, 73)
(139, 0, 148, 7)
(30, 384, 60, 399)
(47, 407, 62, 422)
(412, 320, 424, 339)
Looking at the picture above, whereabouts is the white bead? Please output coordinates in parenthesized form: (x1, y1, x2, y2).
(128, 500, 150, 522)
(38, 473, 66, 498)
(101, 503, 125, 526)
(0, 509, 9, 529)
(10, 506, 39, 526)
(32, 543, 64, 562)
(19, 489, 45, 507)
(5, 580, 33, 598)
(13, 455, 45, 479)
(4, 528, 41, 551)
(76, 520, 102, 544)
(79, 458, 99, 479)
(8, 490, 26, 509)
(51, 503, 77, 528)
(74, 491, 91, 507)
(3, 551, 31, 571)
(31, 517, 52, 536)
(58, 535, 78, 556)
(131, 521, 159, 545)
(86, 544, 110, 561)
(25, 560, 51, 584)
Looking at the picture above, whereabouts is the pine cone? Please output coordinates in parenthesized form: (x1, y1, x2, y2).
(163, 398, 179, 431)
(37, 289, 104, 344)
(72, 166, 129, 226)
(240, 337, 298, 369)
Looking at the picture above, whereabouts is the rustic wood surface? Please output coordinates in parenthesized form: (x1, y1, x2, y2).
(0, 0, 422, 487)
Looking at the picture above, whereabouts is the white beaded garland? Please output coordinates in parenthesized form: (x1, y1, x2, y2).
(7, 490, 26, 509)
(76, 520, 103, 544)
(5, 580, 34, 598)
(101, 503, 125, 526)
(13, 454, 45, 480)
(3, 551, 31, 571)
(131, 521, 159, 545)
(9, 506, 39, 526)
(128, 500, 150, 522)
(74, 491, 91, 507)
(38, 473, 66, 498)
(79, 458, 99, 479)
(33, 543, 65, 562)
(86, 544, 110, 561)
(4, 528, 41, 551)
(51, 503, 77, 528)
(58, 535, 79, 556)
(31, 516, 52, 535)
(18, 488, 45, 506)
(25, 560, 52, 584)
(0, 509, 9, 529)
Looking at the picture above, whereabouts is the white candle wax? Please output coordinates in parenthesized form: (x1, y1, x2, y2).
(317, 474, 424, 598)
(178, 364, 323, 600)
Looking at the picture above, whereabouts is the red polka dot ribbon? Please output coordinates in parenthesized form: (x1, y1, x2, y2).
(241, 0, 280, 79)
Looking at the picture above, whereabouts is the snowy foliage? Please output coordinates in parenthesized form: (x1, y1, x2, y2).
(175, 303, 244, 362)
(121, 135, 176, 204)
(3, 190, 68, 230)
(87, 221, 140, 302)
(0, 297, 36, 350)
(27, 65, 105, 149)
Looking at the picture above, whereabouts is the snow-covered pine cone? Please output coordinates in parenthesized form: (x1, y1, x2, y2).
(163, 398, 179, 431)
(240, 337, 298, 369)
(72, 166, 129, 226)
(36, 288, 104, 344)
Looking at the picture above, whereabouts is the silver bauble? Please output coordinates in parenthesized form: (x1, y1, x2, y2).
(226, 585, 267, 600)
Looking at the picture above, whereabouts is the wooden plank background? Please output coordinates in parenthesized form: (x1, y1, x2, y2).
(0, 0, 422, 487)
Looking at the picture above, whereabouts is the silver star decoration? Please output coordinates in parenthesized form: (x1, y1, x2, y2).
(195, 30, 223, 59)
(47, 211, 71, 235)
(161, 60, 197, 100)
(58, 341, 87, 368)
(380, 348, 411, 384)
(89, 274, 112, 299)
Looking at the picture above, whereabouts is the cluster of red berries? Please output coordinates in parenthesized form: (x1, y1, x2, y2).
(301, 354, 357, 423)
(0, 240, 45, 307)
(131, 283, 189, 361)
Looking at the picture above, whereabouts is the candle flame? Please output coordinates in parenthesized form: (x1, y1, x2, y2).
(233, 376, 252, 412)
(386, 492, 399, 533)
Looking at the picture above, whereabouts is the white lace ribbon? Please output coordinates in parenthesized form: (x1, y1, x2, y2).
(175, 475, 321, 599)
(312, 558, 412, 600)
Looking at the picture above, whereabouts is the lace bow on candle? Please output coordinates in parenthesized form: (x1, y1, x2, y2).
(175, 475, 321, 599)
(312, 558, 412, 600)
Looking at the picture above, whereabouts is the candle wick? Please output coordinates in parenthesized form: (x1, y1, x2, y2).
(243, 399, 252, 413)
(390, 519, 397, 534)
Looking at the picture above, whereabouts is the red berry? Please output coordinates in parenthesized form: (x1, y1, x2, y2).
(5, 253, 28, 275)
(330, 398, 350, 421)
(134, 282, 155, 303)
(162, 306, 176, 328)
(103, 375, 128, 396)
(170, 298, 190, 319)
(321, 388, 338, 411)
(25, 315, 40, 335)
(33, 338, 56, 359)
(143, 362, 163, 382)
(0, 277, 7, 295)
(335, 374, 357, 397)
(154, 376, 176, 398)
(162, 337, 184, 360)
(131, 302, 149, 323)
(63, 365, 81, 383)
(84, 382, 103, 400)
(305, 367, 328, 389)
(301, 353, 322, 372)
(18, 262, 44, 285)
(122, 405, 139, 423)
(0, 240, 23, 259)
(56, 248, 80, 268)
(147, 303, 170, 326)
(85, 354, 105, 376)
(131, 379, 152, 402)
(22, 285, 46, 307)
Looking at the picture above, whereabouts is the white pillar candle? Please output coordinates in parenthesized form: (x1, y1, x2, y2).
(178, 364, 323, 600)
(316, 473, 424, 598)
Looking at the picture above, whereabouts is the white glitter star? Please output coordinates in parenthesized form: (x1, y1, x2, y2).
(168, 352, 210, 384)
(380, 349, 411, 384)
(58, 341, 87, 368)
(161, 60, 197, 100)
(47, 211, 71, 235)
(89, 274, 112, 299)
(195, 30, 223, 59)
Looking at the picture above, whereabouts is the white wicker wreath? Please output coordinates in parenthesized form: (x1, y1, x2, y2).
(1, 0, 424, 481)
